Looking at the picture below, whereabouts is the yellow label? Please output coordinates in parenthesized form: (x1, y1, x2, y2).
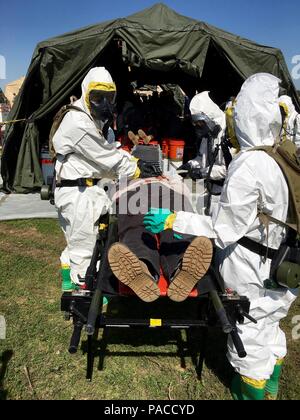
(150, 319, 162, 328)
(86, 179, 94, 187)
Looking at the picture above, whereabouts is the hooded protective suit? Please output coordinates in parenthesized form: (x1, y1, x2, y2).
(53, 67, 137, 286)
(171, 74, 298, 380)
(279, 95, 300, 148)
(188, 91, 227, 181)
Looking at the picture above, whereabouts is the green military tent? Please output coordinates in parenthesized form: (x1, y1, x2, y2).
(1, 2, 299, 193)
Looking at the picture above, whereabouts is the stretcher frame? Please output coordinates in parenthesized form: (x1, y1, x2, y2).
(61, 214, 253, 381)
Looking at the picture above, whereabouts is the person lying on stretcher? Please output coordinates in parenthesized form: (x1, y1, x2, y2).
(108, 174, 213, 303)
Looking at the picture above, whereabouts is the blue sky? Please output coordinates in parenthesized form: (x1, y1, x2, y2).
(0, 0, 299, 90)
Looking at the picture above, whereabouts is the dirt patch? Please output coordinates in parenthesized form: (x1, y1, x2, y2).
(0, 225, 43, 239)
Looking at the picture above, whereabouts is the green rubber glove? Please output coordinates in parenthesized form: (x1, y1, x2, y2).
(174, 233, 183, 240)
(144, 208, 176, 234)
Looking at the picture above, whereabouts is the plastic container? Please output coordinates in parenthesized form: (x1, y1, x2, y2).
(167, 139, 185, 175)
(161, 139, 169, 158)
(168, 139, 185, 162)
(40, 148, 55, 185)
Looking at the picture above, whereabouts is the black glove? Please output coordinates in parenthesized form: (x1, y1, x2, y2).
(137, 160, 163, 178)
(189, 167, 203, 180)
(177, 162, 192, 178)
(178, 163, 203, 180)
(178, 162, 192, 172)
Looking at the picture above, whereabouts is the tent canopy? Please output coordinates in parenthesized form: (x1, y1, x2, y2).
(2, 2, 299, 192)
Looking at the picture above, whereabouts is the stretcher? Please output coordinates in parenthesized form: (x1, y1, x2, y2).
(61, 213, 256, 381)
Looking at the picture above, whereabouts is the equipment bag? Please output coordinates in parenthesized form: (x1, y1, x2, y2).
(43, 101, 92, 205)
(251, 140, 300, 289)
(49, 103, 92, 159)
(252, 140, 300, 235)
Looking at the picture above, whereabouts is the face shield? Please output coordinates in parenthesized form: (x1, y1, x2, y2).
(192, 113, 221, 140)
(88, 90, 116, 132)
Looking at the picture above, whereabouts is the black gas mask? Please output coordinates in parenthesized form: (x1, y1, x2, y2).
(193, 120, 222, 140)
(194, 123, 210, 139)
(89, 90, 116, 134)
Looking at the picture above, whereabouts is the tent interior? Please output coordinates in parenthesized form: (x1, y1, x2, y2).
(35, 37, 244, 154)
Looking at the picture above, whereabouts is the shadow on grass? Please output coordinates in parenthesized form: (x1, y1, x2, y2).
(79, 297, 234, 388)
(0, 350, 13, 401)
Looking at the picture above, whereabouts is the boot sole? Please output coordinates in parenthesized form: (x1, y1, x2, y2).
(167, 237, 213, 302)
(138, 129, 153, 144)
(128, 131, 139, 145)
(108, 243, 160, 303)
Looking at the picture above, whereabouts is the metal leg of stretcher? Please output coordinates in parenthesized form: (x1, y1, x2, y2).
(87, 325, 101, 381)
(86, 335, 94, 381)
(197, 326, 208, 380)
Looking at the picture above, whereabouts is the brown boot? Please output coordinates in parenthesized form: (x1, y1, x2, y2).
(108, 243, 160, 303)
(128, 131, 140, 145)
(167, 237, 213, 302)
(138, 129, 154, 145)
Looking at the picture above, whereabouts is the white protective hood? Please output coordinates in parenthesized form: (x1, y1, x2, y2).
(77, 67, 116, 114)
(189, 91, 226, 141)
(279, 94, 296, 116)
(234, 73, 282, 149)
(278, 94, 299, 141)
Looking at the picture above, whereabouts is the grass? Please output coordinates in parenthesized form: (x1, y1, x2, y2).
(0, 219, 299, 400)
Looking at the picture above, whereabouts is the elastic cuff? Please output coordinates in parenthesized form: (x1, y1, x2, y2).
(133, 166, 141, 179)
(241, 376, 267, 390)
(164, 213, 177, 230)
(131, 158, 140, 179)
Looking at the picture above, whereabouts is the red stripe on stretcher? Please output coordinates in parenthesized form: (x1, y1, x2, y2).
(118, 273, 198, 298)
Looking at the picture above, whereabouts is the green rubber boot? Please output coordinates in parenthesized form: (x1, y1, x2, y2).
(61, 265, 78, 292)
(231, 375, 266, 400)
(265, 359, 284, 400)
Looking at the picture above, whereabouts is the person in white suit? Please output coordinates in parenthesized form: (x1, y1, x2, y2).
(278, 94, 300, 148)
(144, 73, 298, 400)
(53, 67, 152, 290)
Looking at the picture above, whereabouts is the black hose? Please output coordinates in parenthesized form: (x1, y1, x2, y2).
(230, 328, 247, 359)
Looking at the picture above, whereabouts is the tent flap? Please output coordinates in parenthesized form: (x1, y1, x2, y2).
(13, 123, 44, 193)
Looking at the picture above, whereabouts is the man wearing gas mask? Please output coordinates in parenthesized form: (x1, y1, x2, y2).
(179, 92, 229, 215)
(53, 67, 160, 290)
(182, 92, 227, 184)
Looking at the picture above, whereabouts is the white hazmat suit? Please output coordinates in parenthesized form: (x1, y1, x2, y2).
(53, 67, 137, 286)
(189, 91, 227, 180)
(279, 95, 300, 148)
(172, 74, 298, 380)
(187, 92, 228, 215)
